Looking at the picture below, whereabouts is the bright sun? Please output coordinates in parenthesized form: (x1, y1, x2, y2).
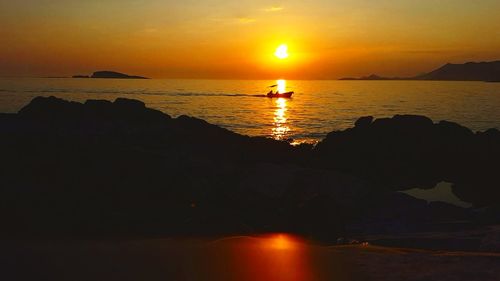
(275, 44, 289, 59)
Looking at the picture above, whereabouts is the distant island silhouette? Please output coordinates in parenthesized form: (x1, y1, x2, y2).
(72, 71, 149, 79)
(341, 60, 500, 82)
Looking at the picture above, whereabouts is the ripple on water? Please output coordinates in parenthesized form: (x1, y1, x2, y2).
(1, 79, 500, 141)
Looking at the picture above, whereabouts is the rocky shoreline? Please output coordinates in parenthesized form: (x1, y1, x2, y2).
(1, 96, 498, 248)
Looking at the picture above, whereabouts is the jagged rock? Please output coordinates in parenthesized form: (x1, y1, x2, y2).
(0, 96, 497, 240)
(354, 116, 373, 128)
(18, 96, 84, 122)
(315, 114, 500, 207)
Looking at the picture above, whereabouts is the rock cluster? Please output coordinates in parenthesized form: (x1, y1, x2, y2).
(1, 96, 498, 240)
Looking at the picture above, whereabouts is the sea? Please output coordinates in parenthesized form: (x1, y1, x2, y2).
(1, 78, 500, 143)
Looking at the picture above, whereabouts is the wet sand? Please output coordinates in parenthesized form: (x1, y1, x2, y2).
(1, 235, 499, 281)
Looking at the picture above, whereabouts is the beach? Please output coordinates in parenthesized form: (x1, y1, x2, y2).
(2, 235, 499, 281)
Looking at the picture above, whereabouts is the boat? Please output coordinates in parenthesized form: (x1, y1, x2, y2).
(266, 91, 294, 98)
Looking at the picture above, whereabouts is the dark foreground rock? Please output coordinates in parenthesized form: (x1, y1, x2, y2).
(0, 97, 321, 238)
(315, 114, 500, 207)
(0, 96, 499, 242)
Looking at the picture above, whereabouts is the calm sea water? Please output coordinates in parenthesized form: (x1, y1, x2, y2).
(1, 78, 500, 142)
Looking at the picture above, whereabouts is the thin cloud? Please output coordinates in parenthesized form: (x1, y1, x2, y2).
(402, 49, 452, 55)
(264, 6, 284, 12)
(210, 17, 257, 25)
(237, 17, 257, 24)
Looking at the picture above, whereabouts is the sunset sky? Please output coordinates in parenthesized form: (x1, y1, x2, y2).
(1, 0, 500, 79)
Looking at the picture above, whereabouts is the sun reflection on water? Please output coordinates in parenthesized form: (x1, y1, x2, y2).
(277, 79, 286, 93)
(272, 98, 290, 140)
(272, 80, 291, 141)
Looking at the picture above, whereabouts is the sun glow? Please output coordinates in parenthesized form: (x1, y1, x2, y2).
(275, 44, 289, 59)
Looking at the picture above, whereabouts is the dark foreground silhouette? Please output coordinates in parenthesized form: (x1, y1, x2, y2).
(1, 96, 499, 247)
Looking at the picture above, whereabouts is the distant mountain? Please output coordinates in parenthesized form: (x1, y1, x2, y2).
(72, 71, 149, 79)
(340, 74, 401, 81)
(414, 61, 500, 81)
(340, 60, 500, 82)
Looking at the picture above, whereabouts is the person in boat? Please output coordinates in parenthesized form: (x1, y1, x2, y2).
(268, 90, 274, 95)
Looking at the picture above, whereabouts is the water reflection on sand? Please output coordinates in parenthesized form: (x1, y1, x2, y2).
(3, 236, 499, 281)
(202, 234, 312, 281)
(1, 234, 362, 281)
(184, 234, 356, 281)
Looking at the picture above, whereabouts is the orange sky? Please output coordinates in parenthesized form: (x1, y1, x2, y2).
(1, 0, 500, 79)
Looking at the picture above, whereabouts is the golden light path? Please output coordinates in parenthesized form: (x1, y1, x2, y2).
(272, 80, 290, 140)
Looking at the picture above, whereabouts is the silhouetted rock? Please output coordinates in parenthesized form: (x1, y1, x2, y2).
(90, 71, 148, 79)
(72, 71, 148, 79)
(0, 96, 497, 242)
(354, 116, 373, 128)
(0, 96, 310, 237)
(18, 96, 84, 126)
(84, 99, 113, 110)
(314, 114, 500, 207)
(114, 97, 146, 109)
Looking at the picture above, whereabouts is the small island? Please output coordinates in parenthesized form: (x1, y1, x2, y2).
(72, 71, 149, 79)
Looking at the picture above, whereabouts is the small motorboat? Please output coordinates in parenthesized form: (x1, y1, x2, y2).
(266, 91, 294, 98)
